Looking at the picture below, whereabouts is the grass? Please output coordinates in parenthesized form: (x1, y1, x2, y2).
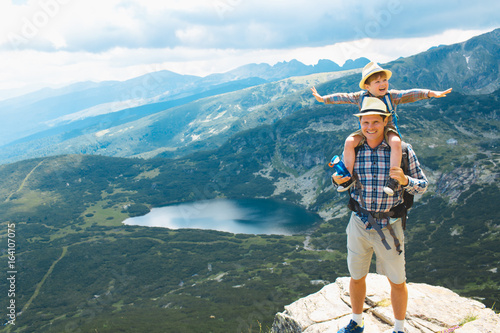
(4, 189, 60, 213)
(112, 300, 125, 313)
(134, 167, 160, 180)
(458, 313, 478, 326)
(271, 148, 300, 177)
(375, 298, 392, 307)
(21, 246, 68, 314)
(80, 200, 130, 227)
(246, 320, 273, 333)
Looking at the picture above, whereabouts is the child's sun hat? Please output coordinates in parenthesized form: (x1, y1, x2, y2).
(359, 62, 392, 89)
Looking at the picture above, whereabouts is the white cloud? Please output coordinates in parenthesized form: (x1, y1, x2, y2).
(0, 0, 498, 91)
(0, 27, 490, 92)
(175, 26, 215, 46)
(3, 0, 498, 52)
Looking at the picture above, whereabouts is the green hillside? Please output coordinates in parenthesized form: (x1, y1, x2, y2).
(0, 85, 498, 331)
(0, 154, 347, 332)
(1, 29, 499, 332)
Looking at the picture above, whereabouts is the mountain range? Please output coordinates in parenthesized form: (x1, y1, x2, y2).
(0, 29, 498, 332)
(2, 29, 500, 165)
(0, 57, 369, 164)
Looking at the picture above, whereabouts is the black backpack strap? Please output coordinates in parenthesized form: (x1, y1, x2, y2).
(398, 142, 412, 230)
(400, 142, 409, 173)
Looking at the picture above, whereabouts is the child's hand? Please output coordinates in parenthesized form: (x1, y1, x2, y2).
(311, 87, 325, 103)
(429, 88, 452, 98)
(332, 173, 351, 186)
(389, 167, 408, 186)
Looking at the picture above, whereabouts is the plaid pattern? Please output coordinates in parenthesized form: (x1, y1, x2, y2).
(324, 89, 429, 128)
(351, 141, 428, 229)
(323, 89, 430, 109)
(390, 89, 430, 105)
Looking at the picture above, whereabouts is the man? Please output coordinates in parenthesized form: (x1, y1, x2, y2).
(333, 97, 428, 333)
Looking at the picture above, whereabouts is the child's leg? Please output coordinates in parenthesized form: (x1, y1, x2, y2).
(384, 132, 402, 196)
(387, 132, 402, 168)
(343, 134, 363, 175)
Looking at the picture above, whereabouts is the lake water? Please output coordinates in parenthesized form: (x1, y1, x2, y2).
(122, 198, 322, 235)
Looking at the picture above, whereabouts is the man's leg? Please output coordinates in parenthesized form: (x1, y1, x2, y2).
(340, 214, 372, 332)
(337, 275, 366, 332)
(372, 219, 407, 331)
(388, 278, 408, 332)
(350, 275, 367, 315)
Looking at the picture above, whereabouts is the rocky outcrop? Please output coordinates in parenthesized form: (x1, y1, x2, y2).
(272, 273, 500, 333)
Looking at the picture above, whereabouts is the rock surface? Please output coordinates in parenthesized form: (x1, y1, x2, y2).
(272, 273, 500, 333)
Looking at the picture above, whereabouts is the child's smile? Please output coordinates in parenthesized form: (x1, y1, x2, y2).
(366, 77, 389, 97)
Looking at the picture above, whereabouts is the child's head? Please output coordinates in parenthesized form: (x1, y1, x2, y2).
(365, 72, 387, 85)
(359, 62, 392, 97)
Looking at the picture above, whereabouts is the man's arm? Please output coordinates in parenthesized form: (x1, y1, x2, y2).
(401, 144, 428, 195)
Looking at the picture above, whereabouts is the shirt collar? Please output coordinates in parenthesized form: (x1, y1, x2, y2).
(361, 139, 390, 150)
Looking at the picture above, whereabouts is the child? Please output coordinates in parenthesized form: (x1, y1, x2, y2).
(312, 61, 452, 194)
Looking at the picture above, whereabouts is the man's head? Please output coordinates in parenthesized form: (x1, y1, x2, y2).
(354, 97, 390, 144)
(359, 62, 392, 97)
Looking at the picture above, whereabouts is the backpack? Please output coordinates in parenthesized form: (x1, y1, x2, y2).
(348, 141, 413, 230)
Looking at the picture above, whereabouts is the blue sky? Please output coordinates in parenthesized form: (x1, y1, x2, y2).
(0, 0, 499, 93)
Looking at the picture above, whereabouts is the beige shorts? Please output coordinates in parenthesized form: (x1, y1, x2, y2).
(346, 212, 406, 284)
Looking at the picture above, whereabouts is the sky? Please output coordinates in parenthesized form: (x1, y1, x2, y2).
(0, 0, 499, 94)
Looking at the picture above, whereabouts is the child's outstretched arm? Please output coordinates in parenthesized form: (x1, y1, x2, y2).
(390, 87, 453, 105)
(311, 87, 325, 103)
(428, 88, 452, 98)
(311, 86, 362, 105)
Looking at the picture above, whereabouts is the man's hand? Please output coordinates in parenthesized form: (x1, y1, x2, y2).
(311, 86, 325, 103)
(428, 88, 452, 98)
(389, 166, 408, 186)
(332, 173, 351, 185)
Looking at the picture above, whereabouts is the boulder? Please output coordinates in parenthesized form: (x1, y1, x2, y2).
(272, 273, 500, 333)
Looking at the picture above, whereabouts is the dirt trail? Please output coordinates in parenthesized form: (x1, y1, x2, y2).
(4, 160, 45, 202)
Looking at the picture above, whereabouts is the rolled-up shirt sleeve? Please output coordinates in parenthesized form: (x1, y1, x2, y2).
(323, 91, 363, 105)
(390, 89, 431, 105)
(403, 144, 428, 195)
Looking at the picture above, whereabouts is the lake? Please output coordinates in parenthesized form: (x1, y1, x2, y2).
(122, 198, 322, 235)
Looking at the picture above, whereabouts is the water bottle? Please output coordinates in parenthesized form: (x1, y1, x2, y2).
(328, 155, 351, 178)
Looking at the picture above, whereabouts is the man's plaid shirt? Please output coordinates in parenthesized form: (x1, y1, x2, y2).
(350, 141, 428, 229)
